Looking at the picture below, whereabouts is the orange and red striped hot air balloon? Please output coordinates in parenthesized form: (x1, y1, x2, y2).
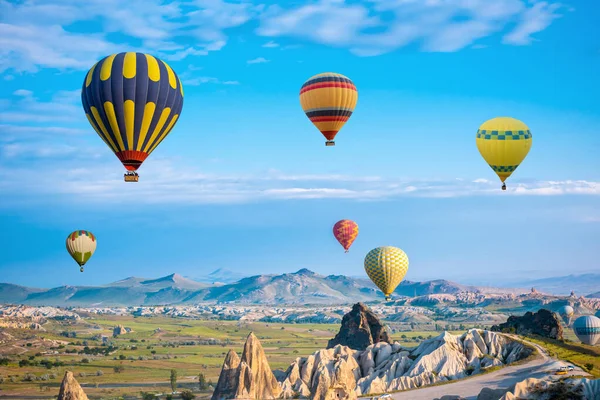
(333, 219, 359, 253)
(299, 72, 358, 146)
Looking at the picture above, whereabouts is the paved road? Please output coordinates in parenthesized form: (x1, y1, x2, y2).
(385, 336, 589, 400)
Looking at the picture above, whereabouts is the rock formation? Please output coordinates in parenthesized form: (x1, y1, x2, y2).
(491, 309, 563, 339)
(489, 376, 600, 400)
(57, 371, 89, 400)
(112, 325, 129, 336)
(214, 328, 532, 399)
(212, 332, 282, 400)
(327, 303, 390, 350)
(212, 350, 241, 399)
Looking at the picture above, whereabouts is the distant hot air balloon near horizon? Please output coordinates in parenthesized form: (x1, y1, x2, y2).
(476, 117, 532, 190)
(299, 72, 358, 146)
(364, 246, 409, 301)
(572, 315, 600, 346)
(333, 219, 359, 253)
(66, 230, 97, 272)
(81, 52, 184, 182)
(558, 305, 574, 325)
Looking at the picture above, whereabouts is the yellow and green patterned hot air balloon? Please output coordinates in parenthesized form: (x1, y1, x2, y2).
(476, 117, 532, 190)
(66, 230, 97, 272)
(81, 52, 184, 182)
(299, 72, 358, 146)
(364, 246, 409, 301)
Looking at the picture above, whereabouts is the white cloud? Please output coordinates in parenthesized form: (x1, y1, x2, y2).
(502, 1, 562, 45)
(0, 0, 567, 73)
(256, 0, 564, 56)
(262, 40, 280, 48)
(0, 155, 597, 205)
(0, 89, 82, 123)
(0, 0, 261, 73)
(247, 57, 270, 64)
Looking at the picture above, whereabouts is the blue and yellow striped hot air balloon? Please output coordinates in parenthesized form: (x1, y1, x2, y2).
(81, 52, 184, 182)
(299, 72, 358, 146)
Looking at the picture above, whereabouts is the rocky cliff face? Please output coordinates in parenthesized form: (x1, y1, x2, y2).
(491, 309, 563, 340)
(212, 332, 282, 399)
(327, 302, 390, 351)
(57, 371, 88, 400)
(214, 328, 532, 399)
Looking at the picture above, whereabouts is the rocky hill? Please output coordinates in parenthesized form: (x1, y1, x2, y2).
(491, 309, 563, 340)
(213, 326, 533, 399)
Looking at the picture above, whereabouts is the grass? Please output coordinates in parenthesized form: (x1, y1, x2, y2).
(524, 335, 600, 378)
(2, 315, 477, 399)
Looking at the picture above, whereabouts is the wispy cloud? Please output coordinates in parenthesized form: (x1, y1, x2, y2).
(502, 1, 563, 45)
(262, 40, 279, 48)
(1, 155, 597, 205)
(181, 76, 240, 86)
(0, 0, 261, 73)
(247, 57, 270, 64)
(0, 0, 567, 73)
(256, 0, 565, 56)
(0, 89, 82, 123)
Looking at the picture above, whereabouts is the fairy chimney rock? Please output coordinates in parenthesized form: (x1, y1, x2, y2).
(211, 332, 282, 400)
(57, 371, 89, 400)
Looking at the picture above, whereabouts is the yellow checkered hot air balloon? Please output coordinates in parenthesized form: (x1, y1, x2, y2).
(364, 246, 409, 301)
(299, 72, 358, 146)
(81, 52, 184, 182)
(476, 117, 532, 190)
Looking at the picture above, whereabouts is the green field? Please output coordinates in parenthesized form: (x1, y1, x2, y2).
(0, 315, 467, 399)
(525, 335, 600, 378)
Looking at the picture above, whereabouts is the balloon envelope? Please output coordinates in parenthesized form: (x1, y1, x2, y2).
(558, 305, 574, 325)
(476, 117, 532, 187)
(333, 219, 359, 252)
(364, 246, 409, 300)
(66, 230, 97, 272)
(81, 52, 184, 172)
(572, 315, 600, 345)
(299, 72, 357, 145)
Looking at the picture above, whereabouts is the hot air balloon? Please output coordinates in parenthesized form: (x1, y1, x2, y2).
(558, 305, 574, 325)
(81, 52, 184, 182)
(476, 117, 532, 190)
(572, 315, 600, 345)
(333, 219, 359, 253)
(66, 230, 97, 272)
(364, 246, 409, 301)
(299, 72, 357, 146)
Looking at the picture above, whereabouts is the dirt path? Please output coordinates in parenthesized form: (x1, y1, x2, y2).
(386, 336, 590, 400)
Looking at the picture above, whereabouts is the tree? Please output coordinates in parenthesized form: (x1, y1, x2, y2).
(584, 363, 594, 372)
(198, 372, 207, 390)
(180, 390, 196, 400)
(170, 369, 177, 393)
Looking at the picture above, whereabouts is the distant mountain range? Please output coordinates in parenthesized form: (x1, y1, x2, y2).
(511, 273, 600, 297)
(1, 269, 597, 307)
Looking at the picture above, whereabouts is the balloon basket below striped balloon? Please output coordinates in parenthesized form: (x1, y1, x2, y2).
(124, 173, 139, 182)
(325, 141, 335, 146)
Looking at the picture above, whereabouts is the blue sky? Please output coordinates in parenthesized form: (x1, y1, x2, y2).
(0, 0, 599, 289)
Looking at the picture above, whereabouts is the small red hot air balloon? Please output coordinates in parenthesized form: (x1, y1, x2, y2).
(333, 219, 359, 253)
